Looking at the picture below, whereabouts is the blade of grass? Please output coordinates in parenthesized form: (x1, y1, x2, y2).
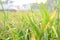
(25, 14, 41, 40)
(42, 10, 56, 33)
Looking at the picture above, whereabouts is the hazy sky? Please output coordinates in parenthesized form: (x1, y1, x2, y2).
(0, 0, 47, 10)
(10, 0, 47, 6)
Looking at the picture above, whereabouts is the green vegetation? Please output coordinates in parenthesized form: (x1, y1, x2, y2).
(0, 0, 60, 40)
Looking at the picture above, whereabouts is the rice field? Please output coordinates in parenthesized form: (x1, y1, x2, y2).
(0, 9, 60, 40)
(0, 0, 60, 40)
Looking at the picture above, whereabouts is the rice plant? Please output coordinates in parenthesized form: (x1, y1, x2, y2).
(0, 0, 59, 40)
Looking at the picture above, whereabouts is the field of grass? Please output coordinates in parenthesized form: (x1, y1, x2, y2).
(0, 0, 60, 40)
(0, 8, 60, 40)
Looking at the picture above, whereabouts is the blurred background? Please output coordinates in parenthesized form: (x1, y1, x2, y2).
(0, 0, 58, 12)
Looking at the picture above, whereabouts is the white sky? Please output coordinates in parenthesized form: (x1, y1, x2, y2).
(10, 0, 47, 6)
(0, 0, 47, 10)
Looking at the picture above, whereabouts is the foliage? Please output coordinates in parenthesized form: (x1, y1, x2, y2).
(0, 0, 59, 40)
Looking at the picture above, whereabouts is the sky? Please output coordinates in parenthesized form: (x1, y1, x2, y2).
(0, 0, 47, 10)
(9, 0, 47, 6)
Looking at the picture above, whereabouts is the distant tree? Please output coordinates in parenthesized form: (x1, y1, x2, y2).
(47, 0, 58, 12)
